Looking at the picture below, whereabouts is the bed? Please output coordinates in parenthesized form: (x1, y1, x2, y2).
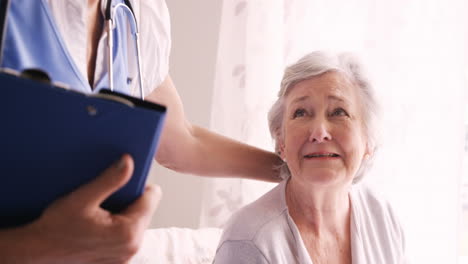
(129, 227, 222, 264)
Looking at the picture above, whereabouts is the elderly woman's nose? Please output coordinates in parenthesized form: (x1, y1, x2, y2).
(308, 121, 332, 143)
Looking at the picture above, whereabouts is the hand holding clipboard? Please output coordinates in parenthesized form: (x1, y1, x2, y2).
(0, 69, 166, 228)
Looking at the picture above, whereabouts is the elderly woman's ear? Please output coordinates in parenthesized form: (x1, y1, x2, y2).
(278, 141, 286, 161)
(363, 142, 373, 160)
(363, 153, 371, 161)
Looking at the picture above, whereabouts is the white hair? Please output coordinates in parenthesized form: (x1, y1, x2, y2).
(268, 51, 380, 183)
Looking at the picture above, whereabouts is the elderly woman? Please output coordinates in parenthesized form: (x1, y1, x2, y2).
(213, 51, 407, 263)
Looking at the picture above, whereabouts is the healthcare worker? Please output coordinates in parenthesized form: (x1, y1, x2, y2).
(0, 0, 282, 263)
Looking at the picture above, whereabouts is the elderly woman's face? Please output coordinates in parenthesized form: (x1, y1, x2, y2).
(280, 71, 368, 186)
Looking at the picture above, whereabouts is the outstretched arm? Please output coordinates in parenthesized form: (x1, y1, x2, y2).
(146, 76, 283, 182)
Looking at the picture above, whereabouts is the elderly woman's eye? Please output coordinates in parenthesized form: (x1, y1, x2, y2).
(331, 108, 349, 117)
(293, 108, 306, 118)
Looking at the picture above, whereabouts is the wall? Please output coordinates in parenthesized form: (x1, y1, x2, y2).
(148, 1, 222, 228)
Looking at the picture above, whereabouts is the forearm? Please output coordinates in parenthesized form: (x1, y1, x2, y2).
(157, 124, 283, 182)
(147, 76, 283, 182)
(191, 125, 282, 181)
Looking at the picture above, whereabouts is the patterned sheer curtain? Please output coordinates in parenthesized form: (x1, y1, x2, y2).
(199, 0, 468, 263)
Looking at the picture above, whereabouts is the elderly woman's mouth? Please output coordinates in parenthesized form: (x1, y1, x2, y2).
(304, 153, 340, 158)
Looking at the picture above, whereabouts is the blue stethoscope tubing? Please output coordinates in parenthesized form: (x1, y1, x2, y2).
(106, 0, 145, 99)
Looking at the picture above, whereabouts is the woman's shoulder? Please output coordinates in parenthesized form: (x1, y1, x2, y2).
(219, 181, 289, 243)
(215, 181, 298, 263)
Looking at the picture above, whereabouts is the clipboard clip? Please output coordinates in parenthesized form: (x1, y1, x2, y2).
(1, 67, 135, 117)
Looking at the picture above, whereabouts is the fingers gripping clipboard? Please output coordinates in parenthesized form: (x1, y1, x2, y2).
(0, 69, 166, 228)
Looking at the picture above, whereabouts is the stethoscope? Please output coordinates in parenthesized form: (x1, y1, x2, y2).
(105, 0, 145, 99)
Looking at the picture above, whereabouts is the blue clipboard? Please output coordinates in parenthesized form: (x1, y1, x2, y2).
(0, 69, 166, 228)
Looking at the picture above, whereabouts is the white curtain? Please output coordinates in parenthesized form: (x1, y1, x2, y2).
(199, 0, 468, 263)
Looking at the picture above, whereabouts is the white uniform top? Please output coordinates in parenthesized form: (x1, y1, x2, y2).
(46, 0, 171, 96)
(214, 180, 407, 264)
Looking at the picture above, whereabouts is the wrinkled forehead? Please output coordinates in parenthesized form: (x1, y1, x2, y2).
(284, 71, 359, 105)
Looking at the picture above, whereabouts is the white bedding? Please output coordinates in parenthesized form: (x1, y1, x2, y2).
(130, 227, 222, 264)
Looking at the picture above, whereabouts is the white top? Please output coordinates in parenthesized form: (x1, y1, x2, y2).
(46, 0, 171, 96)
(214, 180, 407, 264)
